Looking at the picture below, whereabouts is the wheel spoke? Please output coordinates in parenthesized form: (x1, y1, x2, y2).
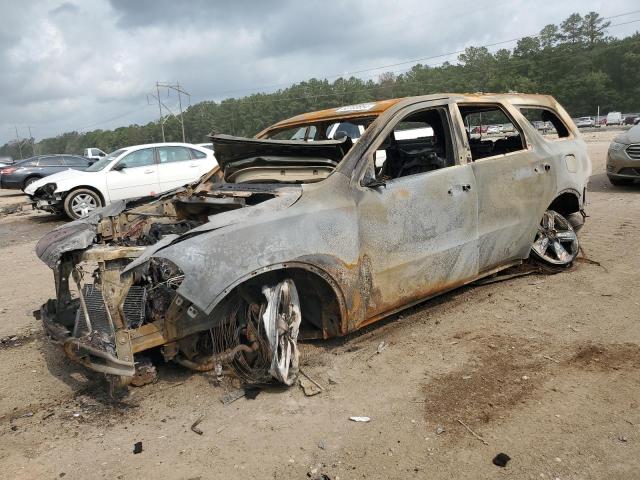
(532, 236, 549, 256)
(552, 240, 570, 263)
(556, 230, 576, 242)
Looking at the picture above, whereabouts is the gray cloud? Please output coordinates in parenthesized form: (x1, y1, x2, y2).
(1, 0, 638, 145)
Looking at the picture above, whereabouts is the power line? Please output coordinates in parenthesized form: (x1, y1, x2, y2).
(234, 33, 640, 106)
(13, 8, 640, 143)
(205, 8, 640, 99)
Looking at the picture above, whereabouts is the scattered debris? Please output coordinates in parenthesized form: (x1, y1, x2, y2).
(307, 473, 331, 480)
(133, 442, 143, 454)
(214, 362, 223, 383)
(618, 435, 628, 443)
(457, 419, 489, 445)
(191, 415, 205, 435)
(543, 355, 560, 363)
(299, 370, 323, 396)
(569, 325, 579, 332)
(367, 341, 388, 362)
(220, 388, 247, 405)
(300, 375, 322, 396)
(318, 440, 326, 450)
(349, 416, 371, 423)
(435, 426, 445, 435)
(220, 386, 261, 404)
(130, 358, 157, 387)
(492, 452, 511, 467)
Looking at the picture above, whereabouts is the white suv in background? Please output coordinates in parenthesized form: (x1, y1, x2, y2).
(26, 143, 217, 219)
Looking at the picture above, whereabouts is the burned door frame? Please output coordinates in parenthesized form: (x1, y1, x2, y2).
(451, 101, 556, 273)
(351, 99, 479, 325)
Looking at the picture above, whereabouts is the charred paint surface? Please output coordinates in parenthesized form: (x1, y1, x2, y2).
(33, 93, 591, 383)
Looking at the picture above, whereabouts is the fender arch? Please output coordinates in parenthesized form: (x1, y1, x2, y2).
(207, 261, 348, 338)
(548, 188, 581, 216)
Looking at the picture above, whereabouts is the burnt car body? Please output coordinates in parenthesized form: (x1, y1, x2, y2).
(35, 94, 591, 386)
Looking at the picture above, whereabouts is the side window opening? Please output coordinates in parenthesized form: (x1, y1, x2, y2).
(518, 107, 570, 139)
(459, 104, 525, 161)
(157, 146, 191, 164)
(375, 107, 454, 181)
(117, 148, 155, 169)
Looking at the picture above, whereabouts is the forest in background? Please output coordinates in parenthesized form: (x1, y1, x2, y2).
(2, 11, 639, 159)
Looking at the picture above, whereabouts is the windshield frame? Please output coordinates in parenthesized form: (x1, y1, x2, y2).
(85, 149, 127, 172)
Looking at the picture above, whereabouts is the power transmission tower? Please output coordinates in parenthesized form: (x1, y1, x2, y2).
(28, 126, 36, 156)
(14, 126, 23, 159)
(147, 82, 191, 143)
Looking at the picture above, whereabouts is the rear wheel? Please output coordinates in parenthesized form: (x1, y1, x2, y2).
(531, 210, 579, 266)
(23, 176, 40, 189)
(63, 188, 102, 219)
(608, 175, 634, 186)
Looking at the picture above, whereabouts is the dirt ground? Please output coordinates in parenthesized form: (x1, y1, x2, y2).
(1, 129, 639, 479)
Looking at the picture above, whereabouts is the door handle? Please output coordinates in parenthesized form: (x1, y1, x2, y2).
(144, 169, 154, 174)
(189, 163, 198, 168)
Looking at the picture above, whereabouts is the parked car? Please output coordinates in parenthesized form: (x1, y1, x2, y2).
(26, 143, 217, 219)
(575, 116, 595, 128)
(194, 143, 214, 150)
(0, 154, 93, 190)
(623, 114, 639, 126)
(34, 94, 590, 388)
(606, 112, 623, 126)
(83, 148, 107, 161)
(606, 124, 640, 185)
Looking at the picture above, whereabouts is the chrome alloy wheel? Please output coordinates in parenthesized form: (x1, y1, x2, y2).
(71, 192, 98, 217)
(531, 210, 579, 266)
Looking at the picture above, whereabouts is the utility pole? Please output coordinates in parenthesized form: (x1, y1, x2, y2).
(14, 126, 23, 160)
(156, 82, 165, 142)
(28, 126, 36, 156)
(177, 81, 186, 143)
(148, 82, 190, 143)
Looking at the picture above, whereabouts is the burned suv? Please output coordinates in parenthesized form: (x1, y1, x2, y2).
(35, 94, 591, 387)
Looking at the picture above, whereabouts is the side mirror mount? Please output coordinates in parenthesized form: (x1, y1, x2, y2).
(111, 162, 126, 172)
(362, 176, 386, 189)
(361, 163, 386, 189)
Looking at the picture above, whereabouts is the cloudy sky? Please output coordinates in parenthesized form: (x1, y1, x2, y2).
(1, 0, 639, 144)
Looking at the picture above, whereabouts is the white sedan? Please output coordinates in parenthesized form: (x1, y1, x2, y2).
(25, 143, 217, 219)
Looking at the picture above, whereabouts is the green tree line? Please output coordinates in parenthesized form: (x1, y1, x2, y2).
(2, 11, 639, 159)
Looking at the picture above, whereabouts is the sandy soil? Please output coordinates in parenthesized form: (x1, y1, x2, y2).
(1, 130, 639, 480)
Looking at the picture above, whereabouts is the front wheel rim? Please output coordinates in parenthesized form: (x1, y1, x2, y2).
(531, 210, 578, 265)
(71, 193, 98, 217)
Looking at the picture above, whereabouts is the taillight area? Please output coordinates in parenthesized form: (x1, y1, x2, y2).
(1, 167, 17, 175)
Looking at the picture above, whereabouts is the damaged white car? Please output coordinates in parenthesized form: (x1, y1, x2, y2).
(34, 94, 591, 388)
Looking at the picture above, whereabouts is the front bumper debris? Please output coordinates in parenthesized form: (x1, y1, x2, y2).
(40, 299, 135, 377)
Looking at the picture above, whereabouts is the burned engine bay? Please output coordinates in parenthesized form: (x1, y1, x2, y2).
(35, 135, 355, 388)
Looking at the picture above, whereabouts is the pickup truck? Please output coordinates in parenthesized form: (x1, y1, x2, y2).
(83, 148, 107, 161)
